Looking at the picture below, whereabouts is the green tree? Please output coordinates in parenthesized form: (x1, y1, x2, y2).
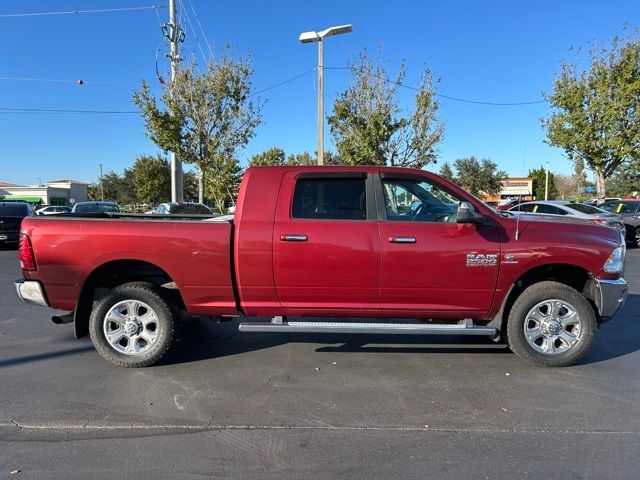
(132, 155, 171, 205)
(100, 171, 124, 203)
(543, 36, 640, 199)
(248, 147, 287, 167)
(287, 151, 316, 165)
(607, 161, 640, 196)
(87, 183, 100, 201)
(528, 166, 558, 200)
(439, 162, 455, 181)
(183, 170, 200, 202)
(327, 49, 444, 167)
(204, 155, 242, 213)
(133, 47, 261, 204)
(249, 148, 319, 167)
(573, 155, 588, 198)
(119, 168, 138, 206)
(451, 157, 506, 196)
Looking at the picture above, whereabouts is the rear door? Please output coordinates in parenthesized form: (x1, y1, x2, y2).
(375, 172, 501, 318)
(272, 171, 380, 313)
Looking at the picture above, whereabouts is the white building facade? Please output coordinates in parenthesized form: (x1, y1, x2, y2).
(0, 179, 88, 205)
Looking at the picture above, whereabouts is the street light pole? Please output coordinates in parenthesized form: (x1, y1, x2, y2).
(98, 163, 104, 201)
(317, 39, 324, 165)
(544, 161, 549, 201)
(299, 24, 353, 166)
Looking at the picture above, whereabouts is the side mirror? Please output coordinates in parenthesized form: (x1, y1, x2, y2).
(456, 201, 485, 225)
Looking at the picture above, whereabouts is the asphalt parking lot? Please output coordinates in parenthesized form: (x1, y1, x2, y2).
(0, 246, 639, 479)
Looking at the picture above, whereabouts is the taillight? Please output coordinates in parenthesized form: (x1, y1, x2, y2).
(19, 234, 37, 271)
(591, 218, 608, 225)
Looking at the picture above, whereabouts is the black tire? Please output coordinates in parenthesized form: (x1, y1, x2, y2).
(506, 281, 597, 367)
(89, 282, 177, 368)
(634, 226, 640, 248)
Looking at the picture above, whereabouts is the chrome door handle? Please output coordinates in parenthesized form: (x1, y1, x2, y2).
(389, 236, 416, 244)
(281, 234, 308, 242)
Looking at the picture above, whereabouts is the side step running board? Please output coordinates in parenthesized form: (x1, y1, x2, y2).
(239, 319, 497, 336)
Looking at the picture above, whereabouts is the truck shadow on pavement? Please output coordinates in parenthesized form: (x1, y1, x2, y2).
(162, 294, 640, 367)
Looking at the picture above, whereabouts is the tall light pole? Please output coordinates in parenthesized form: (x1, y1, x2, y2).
(98, 163, 104, 201)
(168, 0, 183, 202)
(299, 24, 353, 165)
(544, 161, 549, 201)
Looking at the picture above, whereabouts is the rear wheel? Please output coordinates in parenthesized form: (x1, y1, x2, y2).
(634, 226, 640, 248)
(89, 282, 177, 367)
(506, 281, 596, 367)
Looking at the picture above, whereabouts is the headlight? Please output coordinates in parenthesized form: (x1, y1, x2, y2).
(603, 246, 625, 273)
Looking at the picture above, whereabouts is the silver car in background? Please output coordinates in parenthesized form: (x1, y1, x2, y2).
(508, 200, 626, 235)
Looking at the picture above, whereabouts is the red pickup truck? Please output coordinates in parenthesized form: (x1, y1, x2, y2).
(15, 166, 628, 368)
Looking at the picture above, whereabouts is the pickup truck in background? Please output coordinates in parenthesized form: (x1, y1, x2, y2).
(14, 166, 628, 368)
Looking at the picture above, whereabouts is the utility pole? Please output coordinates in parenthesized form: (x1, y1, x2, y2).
(168, 0, 183, 202)
(544, 161, 549, 201)
(98, 163, 104, 201)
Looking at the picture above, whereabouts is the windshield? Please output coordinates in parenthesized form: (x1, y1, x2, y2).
(74, 203, 120, 213)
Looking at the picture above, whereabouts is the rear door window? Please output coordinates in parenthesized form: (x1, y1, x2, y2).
(292, 178, 367, 220)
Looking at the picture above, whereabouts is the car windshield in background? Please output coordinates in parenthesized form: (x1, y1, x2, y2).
(0, 203, 30, 216)
(171, 204, 212, 214)
(74, 204, 120, 213)
(568, 203, 603, 215)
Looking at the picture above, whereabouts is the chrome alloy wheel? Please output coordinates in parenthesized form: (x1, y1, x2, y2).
(524, 299, 582, 355)
(103, 300, 160, 355)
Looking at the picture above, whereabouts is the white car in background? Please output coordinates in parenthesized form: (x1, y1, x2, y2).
(35, 206, 71, 215)
(508, 200, 626, 235)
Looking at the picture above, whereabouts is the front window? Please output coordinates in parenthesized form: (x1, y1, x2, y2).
(381, 178, 461, 222)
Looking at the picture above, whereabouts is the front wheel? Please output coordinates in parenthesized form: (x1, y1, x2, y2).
(89, 282, 177, 367)
(506, 281, 596, 367)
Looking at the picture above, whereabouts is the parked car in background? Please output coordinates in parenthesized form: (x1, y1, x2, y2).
(153, 202, 214, 215)
(495, 199, 523, 211)
(0, 202, 34, 245)
(71, 202, 121, 214)
(583, 197, 621, 206)
(509, 201, 626, 235)
(35, 206, 71, 215)
(598, 200, 640, 247)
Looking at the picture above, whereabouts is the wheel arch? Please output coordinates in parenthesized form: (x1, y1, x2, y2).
(74, 259, 185, 339)
(490, 263, 597, 336)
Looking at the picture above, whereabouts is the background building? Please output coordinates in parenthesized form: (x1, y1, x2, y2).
(483, 177, 534, 205)
(0, 179, 88, 206)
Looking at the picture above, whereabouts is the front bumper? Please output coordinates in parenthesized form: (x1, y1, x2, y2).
(587, 277, 628, 320)
(14, 280, 49, 307)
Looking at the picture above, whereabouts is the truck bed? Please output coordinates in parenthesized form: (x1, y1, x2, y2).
(21, 215, 237, 315)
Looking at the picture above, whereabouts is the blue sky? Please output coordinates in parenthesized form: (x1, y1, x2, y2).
(0, 0, 635, 185)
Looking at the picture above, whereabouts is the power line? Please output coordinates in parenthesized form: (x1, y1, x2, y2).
(177, 0, 208, 66)
(0, 76, 136, 86)
(0, 5, 167, 18)
(185, 0, 214, 59)
(0, 107, 138, 114)
(325, 66, 547, 106)
(251, 70, 314, 97)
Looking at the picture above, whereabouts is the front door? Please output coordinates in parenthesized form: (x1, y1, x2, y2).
(376, 173, 501, 318)
(272, 171, 380, 314)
